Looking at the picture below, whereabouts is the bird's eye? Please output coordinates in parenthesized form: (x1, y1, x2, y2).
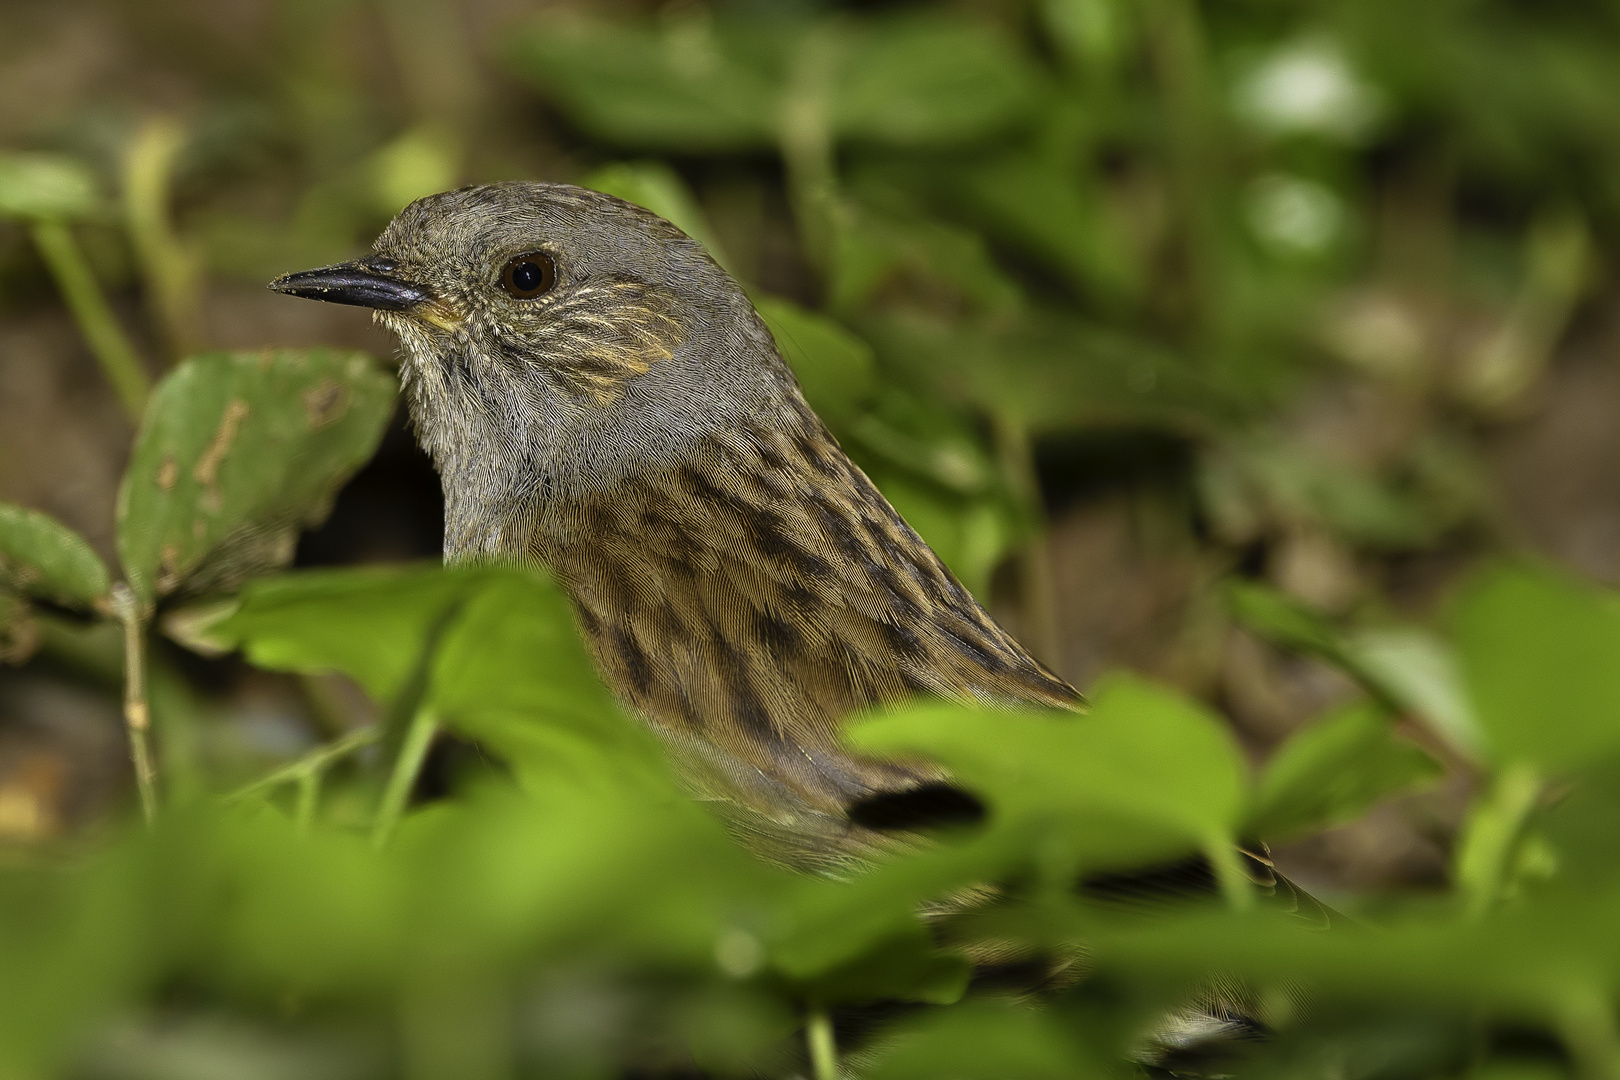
(500, 252, 556, 299)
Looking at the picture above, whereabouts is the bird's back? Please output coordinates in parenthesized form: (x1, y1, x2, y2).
(528, 384, 1079, 864)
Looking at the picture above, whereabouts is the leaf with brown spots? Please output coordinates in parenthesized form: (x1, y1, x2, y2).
(0, 502, 110, 611)
(116, 349, 395, 605)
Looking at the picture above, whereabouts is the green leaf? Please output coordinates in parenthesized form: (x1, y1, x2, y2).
(754, 296, 875, 423)
(1247, 701, 1444, 842)
(850, 673, 1248, 858)
(115, 349, 395, 605)
(1343, 626, 1484, 758)
(0, 153, 103, 221)
(0, 503, 110, 610)
(207, 564, 474, 703)
(1454, 563, 1620, 770)
(582, 160, 733, 271)
(791, 927, 970, 1007)
(834, 15, 1040, 146)
(505, 16, 782, 151)
(1225, 579, 1346, 660)
(863, 1001, 1093, 1080)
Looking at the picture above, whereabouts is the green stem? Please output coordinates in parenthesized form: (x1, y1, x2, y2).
(1456, 763, 1543, 920)
(111, 584, 157, 824)
(372, 707, 438, 848)
(226, 725, 379, 803)
(1204, 836, 1254, 912)
(989, 410, 1059, 667)
(29, 220, 150, 421)
(806, 1004, 839, 1080)
(778, 26, 842, 277)
(123, 117, 203, 362)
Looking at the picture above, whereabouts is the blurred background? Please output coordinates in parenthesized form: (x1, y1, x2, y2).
(1, 0, 1618, 895)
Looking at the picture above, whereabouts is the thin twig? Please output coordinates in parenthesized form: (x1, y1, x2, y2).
(225, 725, 379, 803)
(112, 584, 157, 824)
(29, 221, 150, 420)
(806, 1004, 839, 1080)
(371, 706, 438, 849)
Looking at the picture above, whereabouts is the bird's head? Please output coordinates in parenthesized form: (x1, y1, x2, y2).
(270, 182, 797, 559)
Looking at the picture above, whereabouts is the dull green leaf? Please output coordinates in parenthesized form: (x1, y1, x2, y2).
(1247, 701, 1444, 842)
(115, 349, 395, 605)
(1454, 563, 1620, 771)
(0, 503, 111, 610)
(834, 15, 1040, 146)
(0, 153, 103, 222)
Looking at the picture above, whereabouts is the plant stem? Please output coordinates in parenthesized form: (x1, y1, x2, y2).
(226, 725, 379, 803)
(806, 1004, 839, 1080)
(372, 706, 437, 848)
(989, 410, 1060, 667)
(112, 584, 157, 824)
(778, 25, 842, 277)
(1205, 836, 1254, 912)
(29, 220, 150, 421)
(123, 117, 203, 362)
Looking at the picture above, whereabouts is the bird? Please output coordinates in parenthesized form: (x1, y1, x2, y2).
(269, 181, 1084, 870)
(270, 182, 1330, 1067)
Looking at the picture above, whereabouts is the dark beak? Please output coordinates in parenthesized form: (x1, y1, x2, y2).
(268, 256, 431, 311)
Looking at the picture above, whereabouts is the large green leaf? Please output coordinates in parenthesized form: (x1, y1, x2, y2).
(505, 16, 782, 150)
(1247, 701, 1444, 842)
(206, 564, 475, 704)
(0, 503, 110, 610)
(1454, 564, 1620, 771)
(850, 673, 1249, 857)
(862, 1001, 1095, 1080)
(115, 349, 395, 606)
(833, 15, 1040, 146)
(507, 13, 1037, 153)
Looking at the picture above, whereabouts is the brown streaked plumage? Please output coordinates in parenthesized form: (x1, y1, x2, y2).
(269, 181, 1079, 867)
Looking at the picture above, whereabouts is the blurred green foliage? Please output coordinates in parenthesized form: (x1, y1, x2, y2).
(1, 0, 1620, 1077)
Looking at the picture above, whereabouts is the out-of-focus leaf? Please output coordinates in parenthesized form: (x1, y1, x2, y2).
(0, 503, 111, 610)
(206, 564, 474, 703)
(1248, 701, 1443, 842)
(954, 146, 1141, 305)
(1453, 564, 1620, 770)
(862, 1000, 1093, 1080)
(790, 927, 970, 1006)
(863, 308, 1223, 436)
(115, 350, 395, 605)
(0, 153, 103, 221)
(754, 296, 875, 423)
(505, 16, 782, 150)
(430, 571, 624, 745)
(1225, 579, 1345, 659)
(509, 13, 1036, 154)
(830, 199, 1021, 315)
(1343, 626, 1484, 758)
(852, 673, 1248, 856)
(370, 125, 459, 217)
(1230, 583, 1486, 757)
(582, 160, 733, 271)
(834, 16, 1039, 146)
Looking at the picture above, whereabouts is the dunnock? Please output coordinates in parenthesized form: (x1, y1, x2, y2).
(271, 182, 1081, 866)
